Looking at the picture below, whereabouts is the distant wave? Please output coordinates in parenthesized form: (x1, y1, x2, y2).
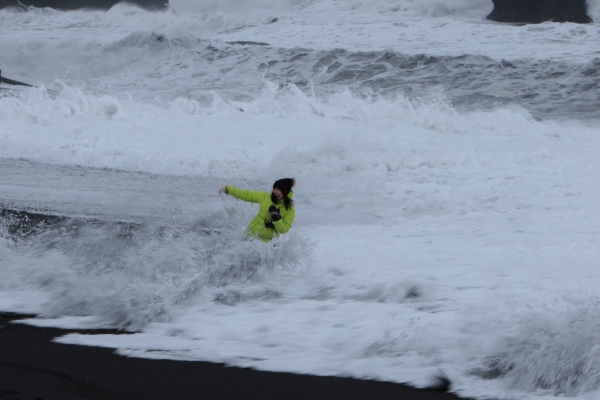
(331, 0, 600, 20)
(3, 0, 599, 21)
(169, 0, 316, 14)
(4, 31, 600, 121)
(322, 0, 492, 17)
(172, 0, 492, 18)
(170, 0, 600, 22)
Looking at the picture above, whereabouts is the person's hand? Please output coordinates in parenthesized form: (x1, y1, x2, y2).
(219, 187, 227, 195)
(265, 220, 275, 229)
(268, 205, 281, 221)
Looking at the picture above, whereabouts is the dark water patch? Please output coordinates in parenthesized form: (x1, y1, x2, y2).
(0, 71, 33, 88)
(213, 288, 283, 306)
(0, 209, 65, 241)
(0, 208, 137, 244)
(227, 41, 270, 46)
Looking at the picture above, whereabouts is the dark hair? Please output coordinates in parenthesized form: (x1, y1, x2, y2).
(271, 192, 294, 210)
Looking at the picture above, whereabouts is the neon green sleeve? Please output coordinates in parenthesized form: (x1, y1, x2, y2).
(225, 186, 269, 204)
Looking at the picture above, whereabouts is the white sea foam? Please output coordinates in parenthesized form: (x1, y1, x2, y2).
(472, 303, 600, 396)
(169, 0, 314, 14)
(333, 0, 491, 17)
(0, 81, 565, 180)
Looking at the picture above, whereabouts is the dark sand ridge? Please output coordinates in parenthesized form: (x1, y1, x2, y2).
(0, 312, 472, 400)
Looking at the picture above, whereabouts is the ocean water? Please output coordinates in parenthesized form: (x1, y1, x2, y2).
(2, 1, 600, 399)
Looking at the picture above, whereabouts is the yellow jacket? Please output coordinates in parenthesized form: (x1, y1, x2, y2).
(225, 185, 295, 242)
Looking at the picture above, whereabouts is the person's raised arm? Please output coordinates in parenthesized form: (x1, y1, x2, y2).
(220, 185, 267, 204)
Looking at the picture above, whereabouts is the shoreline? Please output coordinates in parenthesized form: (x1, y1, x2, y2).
(0, 312, 471, 400)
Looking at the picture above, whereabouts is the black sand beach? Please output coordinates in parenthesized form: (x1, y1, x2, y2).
(0, 312, 471, 400)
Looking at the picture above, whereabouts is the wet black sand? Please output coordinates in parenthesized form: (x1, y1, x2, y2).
(0, 312, 472, 400)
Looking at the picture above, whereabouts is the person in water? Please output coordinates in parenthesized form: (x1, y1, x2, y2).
(219, 178, 296, 242)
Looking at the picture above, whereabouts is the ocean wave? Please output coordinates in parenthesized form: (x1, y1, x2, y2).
(0, 80, 585, 227)
(0, 207, 310, 330)
(0, 79, 580, 179)
(473, 304, 600, 396)
(335, 0, 491, 17)
(169, 0, 315, 15)
(0, 1, 286, 38)
(3, 31, 600, 121)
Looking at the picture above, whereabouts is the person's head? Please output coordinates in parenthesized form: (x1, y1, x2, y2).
(271, 178, 295, 209)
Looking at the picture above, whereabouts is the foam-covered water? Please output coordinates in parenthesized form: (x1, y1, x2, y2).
(4, 5, 600, 119)
(0, 207, 309, 330)
(2, 1, 600, 399)
(472, 304, 600, 396)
